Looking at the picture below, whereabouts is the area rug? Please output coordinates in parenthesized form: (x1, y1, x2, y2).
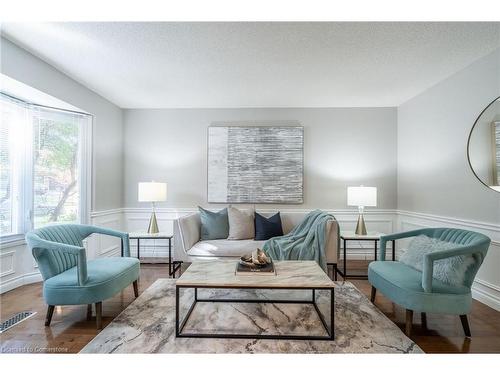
(81, 279, 422, 353)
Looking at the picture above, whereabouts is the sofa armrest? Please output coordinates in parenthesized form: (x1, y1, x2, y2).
(174, 212, 201, 254)
(324, 218, 340, 264)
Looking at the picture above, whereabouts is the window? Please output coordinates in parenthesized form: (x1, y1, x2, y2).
(0, 93, 91, 240)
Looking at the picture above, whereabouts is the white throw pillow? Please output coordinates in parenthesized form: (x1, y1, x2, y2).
(399, 235, 475, 286)
(227, 206, 255, 240)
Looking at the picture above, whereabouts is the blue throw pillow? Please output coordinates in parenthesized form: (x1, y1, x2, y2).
(198, 207, 229, 240)
(255, 212, 284, 240)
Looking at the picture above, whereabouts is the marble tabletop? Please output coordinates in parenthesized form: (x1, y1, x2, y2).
(128, 231, 173, 239)
(176, 260, 335, 289)
(340, 231, 385, 240)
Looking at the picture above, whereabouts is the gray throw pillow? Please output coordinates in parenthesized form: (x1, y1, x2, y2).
(198, 206, 229, 240)
(227, 206, 254, 240)
(399, 235, 475, 286)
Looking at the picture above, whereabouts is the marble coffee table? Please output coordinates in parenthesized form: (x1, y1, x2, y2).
(175, 260, 335, 340)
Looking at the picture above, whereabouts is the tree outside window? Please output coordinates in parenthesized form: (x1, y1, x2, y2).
(33, 114, 80, 228)
(0, 93, 90, 239)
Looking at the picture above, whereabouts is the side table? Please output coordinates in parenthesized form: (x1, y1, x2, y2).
(338, 232, 395, 279)
(128, 232, 182, 278)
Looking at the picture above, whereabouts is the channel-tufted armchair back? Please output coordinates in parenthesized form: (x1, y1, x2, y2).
(26, 224, 130, 282)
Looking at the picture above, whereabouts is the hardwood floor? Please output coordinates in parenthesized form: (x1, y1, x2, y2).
(1, 262, 500, 354)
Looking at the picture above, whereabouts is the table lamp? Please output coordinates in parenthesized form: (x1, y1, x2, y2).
(347, 186, 377, 235)
(138, 181, 167, 234)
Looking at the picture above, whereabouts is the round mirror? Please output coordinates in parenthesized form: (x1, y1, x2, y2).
(468, 96, 500, 193)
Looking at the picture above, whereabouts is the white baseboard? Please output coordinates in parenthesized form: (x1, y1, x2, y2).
(0, 271, 42, 294)
(472, 278, 500, 311)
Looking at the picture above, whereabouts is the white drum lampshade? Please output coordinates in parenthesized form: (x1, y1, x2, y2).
(138, 182, 167, 202)
(347, 186, 377, 235)
(347, 186, 377, 208)
(138, 182, 167, 233)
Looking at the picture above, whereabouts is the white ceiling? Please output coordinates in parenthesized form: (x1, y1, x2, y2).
(1, 22, 499, 108)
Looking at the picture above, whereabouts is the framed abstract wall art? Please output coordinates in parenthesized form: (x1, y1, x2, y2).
(207, 125, 304, 203)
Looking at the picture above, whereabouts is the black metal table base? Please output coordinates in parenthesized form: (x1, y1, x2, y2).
(175, 286, 335, 341)
(339, 238, 396, 279)
(169, 261, 183, 278)
(127, 236, 183, 278)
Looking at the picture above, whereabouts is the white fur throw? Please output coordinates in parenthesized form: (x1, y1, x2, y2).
(399, 235, 475, 287)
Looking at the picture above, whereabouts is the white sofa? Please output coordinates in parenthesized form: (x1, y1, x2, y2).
(173, 211, 340, 271)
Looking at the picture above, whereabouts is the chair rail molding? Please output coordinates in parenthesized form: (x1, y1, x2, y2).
(398, 210, 500, 237)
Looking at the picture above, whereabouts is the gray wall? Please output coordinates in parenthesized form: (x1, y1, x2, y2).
(398, 49, 500, 223)
(123, 107, 397, 210)
(1, 37, 123, 211)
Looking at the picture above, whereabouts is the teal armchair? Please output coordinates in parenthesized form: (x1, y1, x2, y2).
(26, 224, 140, 329)
(368, 228, 490, 337)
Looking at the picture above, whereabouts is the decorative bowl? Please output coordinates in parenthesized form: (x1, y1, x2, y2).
(239, 248, 271, 268)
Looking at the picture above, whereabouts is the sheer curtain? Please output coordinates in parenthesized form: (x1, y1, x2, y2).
(0, 92, 91, 240)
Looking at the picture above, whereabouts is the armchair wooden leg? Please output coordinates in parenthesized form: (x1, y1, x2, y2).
(370, 286, 377, 303)
(133, 280, 139, 298)
(95, 302, 102, 330)
(421, 312, 428, 331)
(45, 305, 55, 327)
(405, 309, 413, 336)
(87, 304, 92, 320)
(460, 315, 471, 337)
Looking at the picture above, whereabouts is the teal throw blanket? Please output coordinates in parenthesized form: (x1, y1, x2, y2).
(262, 210, 337, 271)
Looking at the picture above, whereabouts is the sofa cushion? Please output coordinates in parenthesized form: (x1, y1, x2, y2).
(198, 206, 229, 240)
(44, 257, 140, 305)
(227, 206, 254, 240)
(188, 239, 267, 257)
(255, 212, 284, 240)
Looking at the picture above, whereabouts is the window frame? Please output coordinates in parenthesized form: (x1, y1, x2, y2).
(0, 92, 93, 244)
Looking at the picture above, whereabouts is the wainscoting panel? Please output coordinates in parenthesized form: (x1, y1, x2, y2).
(125, 209, 182, 258)
(87, 209, 124, 259)
(0, 241, 41, 294)
(0, 251, 16, 278)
